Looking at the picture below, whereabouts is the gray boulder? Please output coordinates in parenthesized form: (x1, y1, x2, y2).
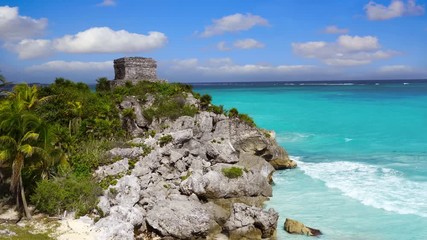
(170, 129, 193, 145)
(114, 175, 141, 207)
(94, 216, 134, 240)
(109, 205, 145, 226)
(95, 158, 129, 179)
(224, 203, 278, 238)
(146, 199, 214, 239)
(108, 147, 143, 159)
(180, 168, 272, 199)
(120, 96, 149, 136)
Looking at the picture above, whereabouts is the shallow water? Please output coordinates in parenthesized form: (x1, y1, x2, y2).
(194, 81, 427, 240)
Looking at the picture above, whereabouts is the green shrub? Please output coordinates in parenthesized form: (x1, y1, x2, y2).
(200, 94, 212, 109)
(159, 134, 173, 147)
(69, 140, 110, 176)
(147, 130, 156, 138)
(228, 108, 239, 118)
(209, 105, 225, 114)
(95, 77, 111, 92)
(128, 158, 138, 169)
(31, 175, 101, 217)
(99, 173, 123, 189)
(221, 167, 244, 179)
(238, 113, 256, 127)
(262, 130, 271, 138)
(122, 108, 136, 119)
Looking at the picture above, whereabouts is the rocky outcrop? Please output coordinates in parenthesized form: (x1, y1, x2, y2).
(284, 218, 322, 236)
(269, 158, 297, 170)
(180, 169, 272, 199)
(146, 199, 216, 239)
(91, 93, 297, 239)
(224, 203, 278, 239)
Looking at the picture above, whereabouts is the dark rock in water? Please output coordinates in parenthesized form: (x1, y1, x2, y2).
(269, 158, 297, 170)
(284, 218, 322, 236)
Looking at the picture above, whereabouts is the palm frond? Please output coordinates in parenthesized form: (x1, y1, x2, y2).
(21, 131, 39, 143)
(19, 144, 34, 157)
(0, 135, 17, 148)
(0, 149, 12, 162)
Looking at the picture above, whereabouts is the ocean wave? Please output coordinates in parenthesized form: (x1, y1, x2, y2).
(295, 160, 427, 217)
(276, 132, 314, 143)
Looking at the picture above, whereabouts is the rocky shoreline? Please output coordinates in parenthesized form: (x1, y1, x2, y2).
(89, 95, 297, 239)
(0, 92, 299, 239)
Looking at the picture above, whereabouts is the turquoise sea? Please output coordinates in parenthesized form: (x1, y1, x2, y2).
(193, 81, 427, 240)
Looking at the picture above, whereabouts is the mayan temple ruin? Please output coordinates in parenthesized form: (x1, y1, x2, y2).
(111, 57, 158, 86)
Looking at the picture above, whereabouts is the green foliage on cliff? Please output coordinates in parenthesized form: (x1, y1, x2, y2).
(221, 167, 244, 179)
(0, 77, 259, 218)
(30, 174, 101, 216)
(159, 134, 173, 147)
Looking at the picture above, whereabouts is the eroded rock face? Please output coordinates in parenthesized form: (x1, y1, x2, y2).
(284, 218, 322, 236)
(92, 93, 297, 239)
(146, 199, 215, 239)
(180, 168, 272, 199)
(224, 203, 278, 238)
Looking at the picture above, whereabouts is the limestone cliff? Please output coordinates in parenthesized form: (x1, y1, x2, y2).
(92, 93, 296, 239)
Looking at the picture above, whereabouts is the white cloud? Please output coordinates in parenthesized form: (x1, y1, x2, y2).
(170, 58, 199, 69)
(27, 60, 112, 72)
(233, 38, 265, 49)
(323, 25, 349, 34)
(8, 27, 167, 59)
(379, 65, 413, 72)
(365, 0, 424, 20)
(98, 0, 116, 7)
(337, 35, 379, 51)
(54, 27, 167, 53)
(6, 39, 53, 59)
(200, 13, 269, 37)
(169, 58, 315, 75)
(0, 6, 47, 41)
(207, 58, 233, 66)
(292, 35, 397, 66)
(217, 41, 230, 51)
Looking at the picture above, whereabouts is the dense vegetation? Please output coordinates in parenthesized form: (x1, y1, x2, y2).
(0, 77, 256, 218)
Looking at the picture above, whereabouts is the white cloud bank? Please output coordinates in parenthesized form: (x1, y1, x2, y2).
(292, 35, 398, 66)
(200, 13, 269, 37)
(8, 27, 167, 59)
(365, 0, 424, 20)
(27, 60, 112, 72)
(0, 6, 47, 41)
(323, 25, 349, 34)
(169, 58, 315, 75)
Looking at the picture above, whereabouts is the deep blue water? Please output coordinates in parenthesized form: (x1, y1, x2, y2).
(194, 81, 427, 240)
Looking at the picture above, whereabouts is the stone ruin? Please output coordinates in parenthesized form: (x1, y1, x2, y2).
(111, 57, 158, 86)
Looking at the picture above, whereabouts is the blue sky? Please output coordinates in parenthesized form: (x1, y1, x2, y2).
(0, 0, 426, 83)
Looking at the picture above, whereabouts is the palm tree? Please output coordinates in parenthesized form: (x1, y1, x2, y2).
(0, 133, 47, 219)
(0, 84, 53, 219)
(7, 84, 52, 111)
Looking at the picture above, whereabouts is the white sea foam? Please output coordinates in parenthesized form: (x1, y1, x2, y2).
(295, 160, 427, 217)
(277, 132, 314, 143)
